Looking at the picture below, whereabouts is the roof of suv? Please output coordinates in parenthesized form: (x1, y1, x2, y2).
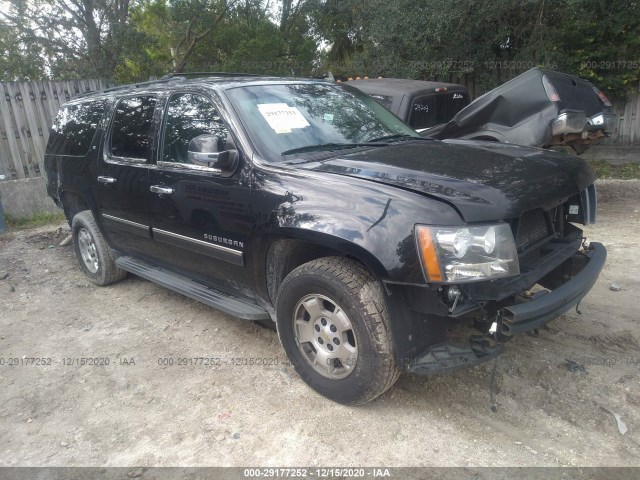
(72, 74, 332, 101)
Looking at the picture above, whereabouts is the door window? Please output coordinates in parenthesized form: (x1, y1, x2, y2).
(161, 93, 229, 166)
(110, 96, 157, 161)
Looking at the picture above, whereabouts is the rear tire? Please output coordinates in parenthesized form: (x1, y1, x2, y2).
(276, 257, 400, 405)
(72, 210, 126, 286)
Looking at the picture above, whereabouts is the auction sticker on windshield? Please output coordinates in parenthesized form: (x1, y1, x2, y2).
(257, 103, 310, 133)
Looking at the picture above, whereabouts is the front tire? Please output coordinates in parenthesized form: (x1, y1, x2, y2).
(72, 210, 126, 286)
(276, 257, 400, 405)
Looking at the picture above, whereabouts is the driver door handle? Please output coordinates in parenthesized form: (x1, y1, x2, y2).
(97, 176, 117, 184)
(150, 185, 174, 195)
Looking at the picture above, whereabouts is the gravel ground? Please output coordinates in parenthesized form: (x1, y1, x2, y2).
(0, 180, 639, 467)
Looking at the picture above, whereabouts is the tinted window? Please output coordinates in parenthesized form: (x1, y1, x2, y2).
(226, 83, 417, 161)
(162, 93, 229, 164)
(47, 100, 106, 156)
(410, 92, 469, 129)
(110, 96, 157, 160)
(369, 94, 394, 110)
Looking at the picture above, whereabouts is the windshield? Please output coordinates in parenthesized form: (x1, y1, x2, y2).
(225, 83, 419, 161)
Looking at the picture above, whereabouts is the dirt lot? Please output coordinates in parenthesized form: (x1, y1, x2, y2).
(0, 180, 639, 467)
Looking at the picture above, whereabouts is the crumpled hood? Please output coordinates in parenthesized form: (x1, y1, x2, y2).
(301, 140, 595, 222)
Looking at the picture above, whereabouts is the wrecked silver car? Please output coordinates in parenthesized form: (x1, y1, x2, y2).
(427, 68, 615, 153)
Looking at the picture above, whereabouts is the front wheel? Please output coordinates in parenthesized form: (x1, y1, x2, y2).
(276, 257, 400, 405)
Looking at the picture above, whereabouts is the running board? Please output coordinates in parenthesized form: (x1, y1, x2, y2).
(116, 256, 270, 321)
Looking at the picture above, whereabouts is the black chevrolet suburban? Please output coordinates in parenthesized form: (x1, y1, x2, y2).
(45, 74, 606, 405)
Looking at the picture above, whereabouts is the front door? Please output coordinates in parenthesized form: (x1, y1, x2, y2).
(94, 95, 158, 256)
(147, 91, 254, 296)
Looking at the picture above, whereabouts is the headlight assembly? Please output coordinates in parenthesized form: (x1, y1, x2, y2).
(415, 224, 519, 283)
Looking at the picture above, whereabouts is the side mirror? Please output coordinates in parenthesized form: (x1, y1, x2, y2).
(187, 134, 238, 175)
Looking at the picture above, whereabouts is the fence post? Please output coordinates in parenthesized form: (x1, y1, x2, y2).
(0, 174, 6, 233)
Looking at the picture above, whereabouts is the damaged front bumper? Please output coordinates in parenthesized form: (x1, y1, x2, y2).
(407, 242, 606, 375)
(501, 242, 606, 334)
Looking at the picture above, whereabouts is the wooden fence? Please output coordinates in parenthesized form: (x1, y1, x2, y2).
(0, 80, 113, 180)
(611, 87, 640, 144)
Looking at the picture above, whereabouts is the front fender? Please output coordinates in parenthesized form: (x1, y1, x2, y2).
(251, 164, 463, 288)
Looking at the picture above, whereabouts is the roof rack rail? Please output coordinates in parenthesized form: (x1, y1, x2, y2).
(73, 72, 263, 100)
(73, 76, 186, 99)
(160, 72, 263, 79)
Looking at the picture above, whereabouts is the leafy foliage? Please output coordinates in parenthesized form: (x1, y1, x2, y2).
(315, 0, 640, 98)
(0, 0, 637, 98)
(1, 0, 144, 79)
(0, 20, 46, 79)
(554, 0, 640, 98)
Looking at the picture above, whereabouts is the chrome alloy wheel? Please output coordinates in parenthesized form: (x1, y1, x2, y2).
(77, 227, 99, 273)
(292, 294, 358, 379)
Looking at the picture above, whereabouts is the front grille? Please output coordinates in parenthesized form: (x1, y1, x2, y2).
(515, 209, 550, 249)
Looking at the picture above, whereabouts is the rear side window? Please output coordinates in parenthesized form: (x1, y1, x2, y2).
(47, 100, 106, 156)
(369, 94, 394, 110)
(110, 96, 157, 161)
(410, 92, 469, 129)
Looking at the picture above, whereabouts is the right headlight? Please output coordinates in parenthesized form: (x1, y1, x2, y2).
(415, 224, 520, 283)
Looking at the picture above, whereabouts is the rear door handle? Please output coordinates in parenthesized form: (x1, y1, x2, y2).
(97, 176, 117, 184)
(150, 185, 174, 195)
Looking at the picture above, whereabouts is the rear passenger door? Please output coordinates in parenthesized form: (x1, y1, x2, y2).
(146, 91, 253, 295)
(45, 99, 107, 200)
(94, 95, 158, 255)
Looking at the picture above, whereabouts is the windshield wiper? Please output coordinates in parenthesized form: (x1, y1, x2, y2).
(369, 134, 433, 143)
(281, 142, 388, 156)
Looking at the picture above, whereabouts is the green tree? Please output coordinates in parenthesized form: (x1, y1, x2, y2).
(555, 0, 640, 99)
(315, 0, 639, 97)
(133, 0, 239, 74)
(276, 0, 318, 74)
(0, 19, 47, 80)
(133, 0, 318, 76)
(344, 0, 561, 89)
(1, 0, 143, 79)
(310, 0, 364, 75)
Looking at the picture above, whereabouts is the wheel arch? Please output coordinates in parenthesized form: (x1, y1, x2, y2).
(469, 134, 501, 142)
(262, 233, 388, 305)
(60, 189, 92, 225)
(462, 128, 509, 142)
